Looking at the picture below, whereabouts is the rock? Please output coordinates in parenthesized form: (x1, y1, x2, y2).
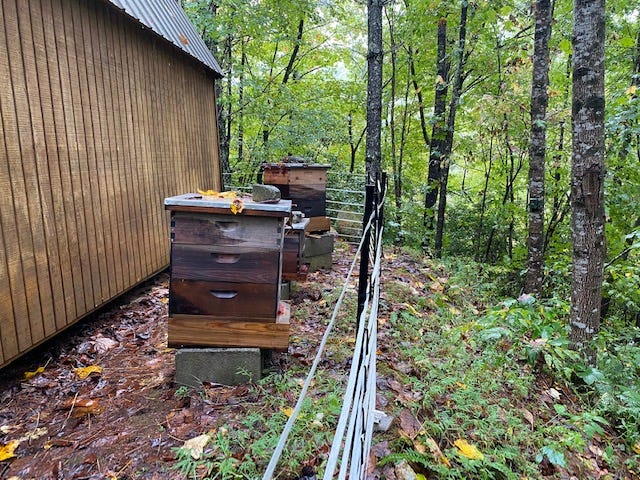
(252, 184, 281, 203)
(395, 460, 417, 480)
(373, 409, 394, 432)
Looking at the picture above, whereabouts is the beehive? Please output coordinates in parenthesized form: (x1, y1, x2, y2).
(164, 193, 291, 350)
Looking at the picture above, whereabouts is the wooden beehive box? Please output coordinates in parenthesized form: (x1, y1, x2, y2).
(262, 163, 331, 218)
(283, 218, 310, 281)
(164, 193, 291, 350)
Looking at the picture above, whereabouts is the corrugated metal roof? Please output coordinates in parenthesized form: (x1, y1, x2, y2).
(107, 0, 223, 77)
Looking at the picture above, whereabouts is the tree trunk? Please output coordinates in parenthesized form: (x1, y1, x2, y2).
(237, 40, 246, 167)
(365, 0, 383, 183)
(569, 0, 606, 361)
(424, 18, 448, 229)
(525, 0, 553, 295)
(282, 18, 305, 85)
(387, 9, 401, 223)
(435, 4, 468, 258)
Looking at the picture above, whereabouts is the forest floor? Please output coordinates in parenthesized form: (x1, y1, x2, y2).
(0, 242, 637, 479)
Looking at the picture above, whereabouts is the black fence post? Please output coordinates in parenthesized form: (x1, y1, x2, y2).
(357, 184, 375, 322)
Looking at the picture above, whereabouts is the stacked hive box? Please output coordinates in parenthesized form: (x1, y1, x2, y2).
(263, 163, 334, 272)
(262, 163, 330, 221)
(282, 217, 310, 281)
(165, 193, 291, 350)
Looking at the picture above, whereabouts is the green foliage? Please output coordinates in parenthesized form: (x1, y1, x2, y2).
(477, 293, 640, 449)
(171, 370, 343, 478)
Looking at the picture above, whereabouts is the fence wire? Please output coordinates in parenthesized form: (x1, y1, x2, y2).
(262, 173, 386, 479)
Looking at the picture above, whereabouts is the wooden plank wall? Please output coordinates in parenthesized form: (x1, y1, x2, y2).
(0, 0, 221, 367)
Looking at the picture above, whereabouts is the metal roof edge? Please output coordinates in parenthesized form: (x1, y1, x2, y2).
(103, 0, 224, 78)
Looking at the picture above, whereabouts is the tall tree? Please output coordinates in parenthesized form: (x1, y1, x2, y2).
(434, 2, 468, 258)
(365, 0, 383, 183)
(524, 0, 553, 295)
(424, 18, 449, 230)
(569, 0, 606, 360)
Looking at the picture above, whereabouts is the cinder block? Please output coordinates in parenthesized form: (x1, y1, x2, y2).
(175, 348, 262, 388)
(305, 253, 332, 271)
(280, 281, 291, 300)
(304, 232, 334, 257)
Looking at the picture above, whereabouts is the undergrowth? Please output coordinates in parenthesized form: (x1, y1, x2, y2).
(380, 254, 640, 478)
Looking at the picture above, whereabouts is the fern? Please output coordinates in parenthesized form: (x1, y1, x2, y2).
(378, 450, 432, 468)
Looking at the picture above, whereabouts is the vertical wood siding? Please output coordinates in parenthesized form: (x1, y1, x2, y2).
(0, 0, 221, 367)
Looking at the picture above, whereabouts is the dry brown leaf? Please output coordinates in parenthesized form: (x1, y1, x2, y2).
(19, 427, 47, 442)
(94, 337, 118, 354)
(522, 408, 534, 428)
(0, 425, 19, 435)
(398, 409, 423, 440)
(424, 437, 452, 467)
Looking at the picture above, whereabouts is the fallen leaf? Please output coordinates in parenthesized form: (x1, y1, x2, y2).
(23, 366, 45, 380)
(424, 437, 451, 467)
(230, 198, 244, 215)
(522, 408, 534, 428)
(280, 407, 294, 418)
(182, 434, 210, 460)
(219, 191, 240, 199)
(633, 442, 640, 455)
(74, 365, 103, 379)
(398, 409, 423, 439)
(627, 85, 637, 96)
(0, 440, 20, 461)
(63, 398, 103, 417)
(19, 427, 47, 442)
(197, 188, 219, 196)
(544, 388, 562, 400)
(404, 303, 421, 317)
(454, 438, 484, 460)
(0, 426, 19, 435)
(94, 337, 118, 354)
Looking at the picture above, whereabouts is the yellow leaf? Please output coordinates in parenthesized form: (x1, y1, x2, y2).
(633, 442, 640, 455)
(454, 439, 484, 460)
(455, 382, 468, 390)
(627, 85, 638, 96)
(230, 198, 244, 215)
(160, 297, 168, 304)
(280, 407, 294, 417)
(219, 191, 239, 199)
(24, 366, 45, 380)
(74, 365, 103, 379)
(182, 434, 210, 460)
(197, 188, 219, 196)
(0, 440, 20, 461)
(416, 475, 427, 480)
(404, 303, 420, 316)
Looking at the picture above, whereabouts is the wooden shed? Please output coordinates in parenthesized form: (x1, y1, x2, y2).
(0, 0, 223, 368)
